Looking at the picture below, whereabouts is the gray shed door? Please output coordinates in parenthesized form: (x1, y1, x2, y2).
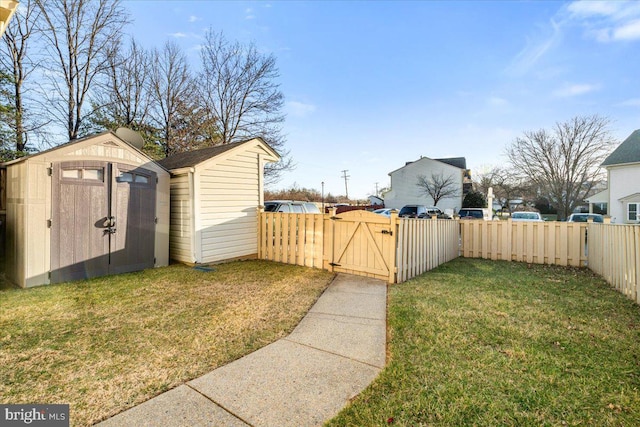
(50, 161, 157, 283)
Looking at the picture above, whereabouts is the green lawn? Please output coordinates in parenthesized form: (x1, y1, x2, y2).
(328, 258, 640, 426)
(0, 260, 334, 427)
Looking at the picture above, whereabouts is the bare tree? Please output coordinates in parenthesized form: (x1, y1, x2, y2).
(198, 30, 291, 182)
(148, 40, 200, 157)
(475, 167, 526, 213)
(416, 172, 461, 206)
(88, 37, 164, 156)
(35, 0, 129, 141)
(506, 115, 615, 219)
(92, 39, 151, 130)
(0, 0, 44, 154)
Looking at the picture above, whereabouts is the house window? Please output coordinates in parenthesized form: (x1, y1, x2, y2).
(628, 203, 639, 221)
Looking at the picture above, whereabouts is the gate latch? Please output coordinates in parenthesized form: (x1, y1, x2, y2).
(381, 229, 393, 236)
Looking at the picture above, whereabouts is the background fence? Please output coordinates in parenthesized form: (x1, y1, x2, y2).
(460, 220, 588, 267)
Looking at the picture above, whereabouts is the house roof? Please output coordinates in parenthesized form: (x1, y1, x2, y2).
(619, 192, 640, 203)
(585, 188, 609, 204)
(602, 129, 640, 167)
(156, 138, 279, 170)
(389, 156, 467, 176)
(435, 157, 467, 170)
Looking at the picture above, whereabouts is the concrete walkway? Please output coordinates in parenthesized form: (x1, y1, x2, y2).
(97, 274, 387, 427)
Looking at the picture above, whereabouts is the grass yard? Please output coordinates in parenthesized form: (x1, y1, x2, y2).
(328, 258, 640, 427)
(0, 260, 334, 427)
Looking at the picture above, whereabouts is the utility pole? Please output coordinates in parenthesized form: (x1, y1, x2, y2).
(341, 169, 350, 200)
(374, 182, 379, 196)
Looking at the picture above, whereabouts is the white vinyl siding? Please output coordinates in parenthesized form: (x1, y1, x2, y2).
(168, 174, 193, 262)
(384, 157, 464, 212)
(197, 147, 263, 263)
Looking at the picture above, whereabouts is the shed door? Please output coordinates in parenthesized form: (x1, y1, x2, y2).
(50, 161, 156, 283)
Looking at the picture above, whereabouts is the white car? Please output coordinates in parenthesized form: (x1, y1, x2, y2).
(372, 208, 391, 217)
(511, 212, 544, 222)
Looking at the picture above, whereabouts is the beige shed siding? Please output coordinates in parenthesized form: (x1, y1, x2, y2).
(4, 133, 170, 287)
(197, 148, 262, 263)
(168, 173, 193, 263)
(5, 161, 26, 286)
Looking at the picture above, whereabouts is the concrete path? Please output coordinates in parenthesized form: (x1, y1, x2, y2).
(96, 274, 387, 427)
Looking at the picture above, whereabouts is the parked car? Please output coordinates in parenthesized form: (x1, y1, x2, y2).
(373, 208, 392, 217)
(511, 212, 544, 222)
(424, 206, 452, 219)
(567, 213, 604, 223)
(458, 208, 490, 220)
(398, 205, 428, 218)
(264, 200, 320, 214)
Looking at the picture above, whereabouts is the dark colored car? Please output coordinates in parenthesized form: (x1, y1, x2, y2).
(567, 213, 604, 223)
(458, 208, 489, 220)
(398, 205, 427, 218)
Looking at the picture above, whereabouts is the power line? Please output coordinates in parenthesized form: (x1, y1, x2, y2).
(341, 169, 350, 199)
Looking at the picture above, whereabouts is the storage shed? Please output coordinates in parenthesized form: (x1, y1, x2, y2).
(157, 138, 279, 264)
(3, 131, 170, 288)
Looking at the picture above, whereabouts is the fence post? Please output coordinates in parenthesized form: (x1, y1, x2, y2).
(389, 210, 399, 284)
(257, 206, 264, 259)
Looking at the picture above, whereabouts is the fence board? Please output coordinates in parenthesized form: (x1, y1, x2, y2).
(460, 220, 587, 267)
(588, 223, 640, 305)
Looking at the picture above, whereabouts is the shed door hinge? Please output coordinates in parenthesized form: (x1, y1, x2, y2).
(154, 217, 158, 224)
(47, 219, 52, 228)
(47, 167, 53, 176)
(329, 262, 341, 267)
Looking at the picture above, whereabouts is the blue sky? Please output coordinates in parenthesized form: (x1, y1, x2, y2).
(125, 0, 640, 199)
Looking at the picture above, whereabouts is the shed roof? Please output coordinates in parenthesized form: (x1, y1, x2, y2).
(1, 131, 158, 167)
(602, 129, 640, 167)
(157, 138, 279, 170)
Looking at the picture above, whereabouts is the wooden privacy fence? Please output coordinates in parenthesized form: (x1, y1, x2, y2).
(588, 223, 640, 304)
(257, 210, 459, 283)
(460, 220, 588, 267)
(396, 218, 459, 283)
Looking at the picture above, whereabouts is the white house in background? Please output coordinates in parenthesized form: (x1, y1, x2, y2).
(384, 156, 469, 213)
(586, 129, 640, 224)
(158, 138, 279, 264)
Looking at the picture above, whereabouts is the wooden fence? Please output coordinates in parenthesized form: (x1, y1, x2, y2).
(396, 218, 459, 282)
(258, 212, 640, 304)
(588, 223, 640, 304)
(257, 210, 459, 283)
(460, 220, 588, 267)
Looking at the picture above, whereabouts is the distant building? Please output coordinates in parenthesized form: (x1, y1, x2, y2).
(586, 129, 640, 223)
(384, 156, 470, 212)
(368, 195, 384, 206)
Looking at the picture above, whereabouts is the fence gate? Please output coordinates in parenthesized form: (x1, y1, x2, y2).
(324, 210, 396, 282)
